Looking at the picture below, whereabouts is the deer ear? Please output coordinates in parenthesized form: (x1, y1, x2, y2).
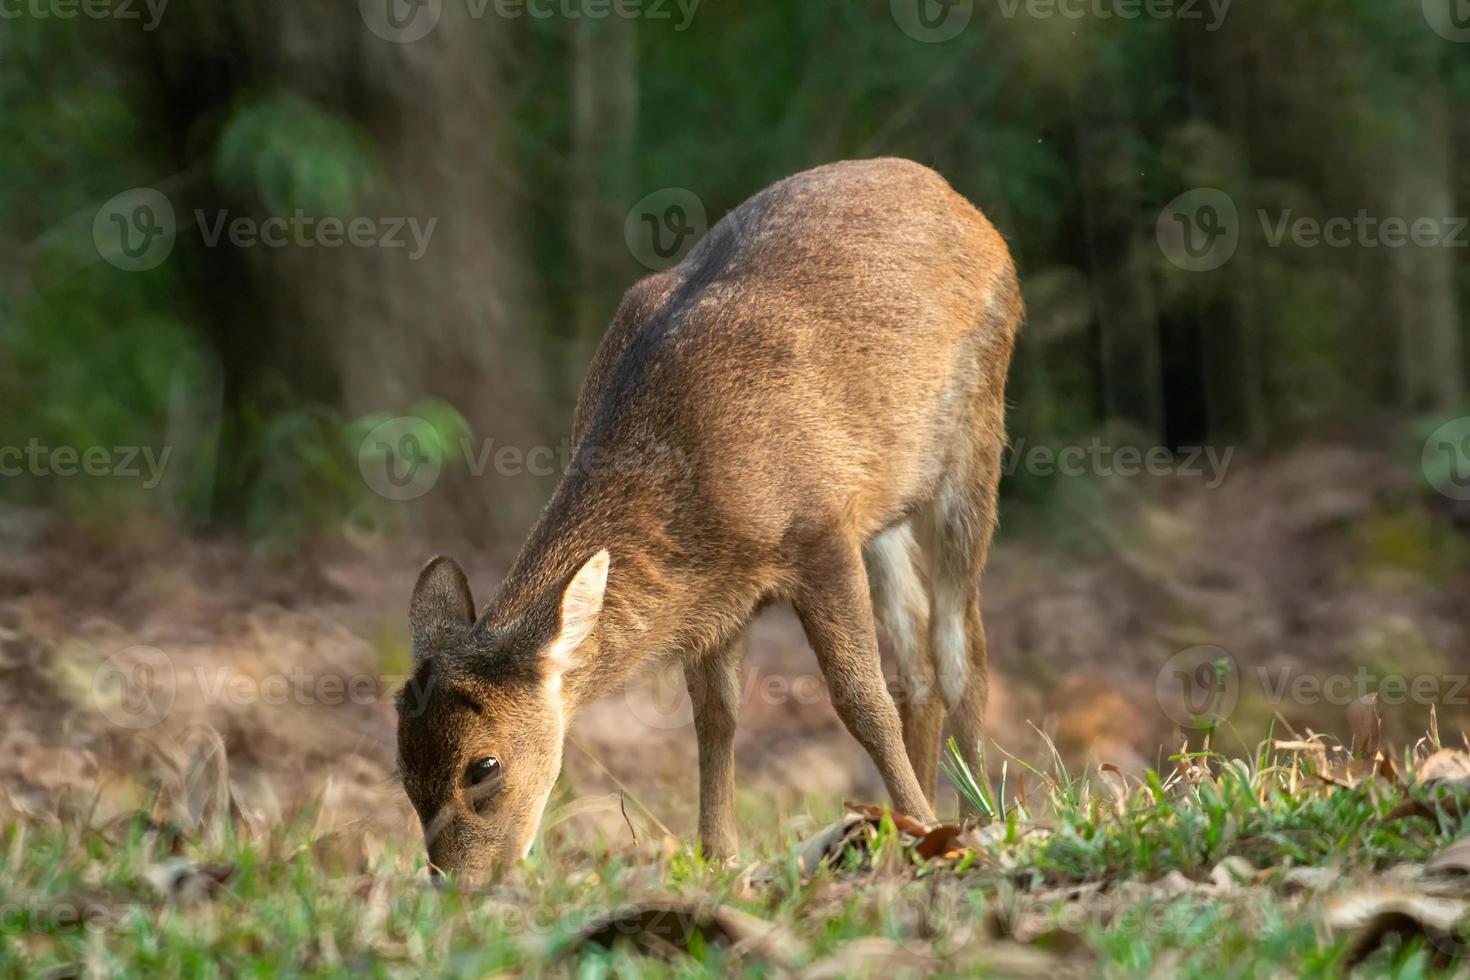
(543, 550, 610, 682)
(409, 556, 476, 663)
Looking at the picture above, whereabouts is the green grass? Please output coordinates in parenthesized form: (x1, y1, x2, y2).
(5, 742, 1470, 978)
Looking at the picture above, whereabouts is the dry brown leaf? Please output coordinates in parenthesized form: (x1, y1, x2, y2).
(567, 900, 807, 968)
(1327, 889, 1470, 968)
(1097, 763, 1128, 812)
(1273, 739, 1329, 754)
(1387, 798, 1441, 823)
(310, 831, 371, 874)
(1376, 751, 1403, 788)
(792, 805, 973, 874)
(1209, 856, 1255, 892)
(914, 823, 969, 860)
(800, 938, 935, 979)
(102, 811, 187, 855)
(1313, 758, 1381, 790)
(1427, 836, 1470, 879)
(144, 858, 235, 906)
(1348, 694, 1381, 759)
(1417, 749, 1470, 787)
(845, 802, 932, 837)
(1281, 866, 1340, 895)
(793, 813, 875, 874)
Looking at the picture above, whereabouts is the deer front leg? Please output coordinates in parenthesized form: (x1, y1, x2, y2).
(795, 538, 937, 824)
(683, 629, 748, 861)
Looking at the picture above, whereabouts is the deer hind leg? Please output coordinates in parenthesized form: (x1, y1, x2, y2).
(683, 629, 748, 862)
(917, 417, 1003, 790)
(795, 535, 936, 824)
(864, 522, 941, 807)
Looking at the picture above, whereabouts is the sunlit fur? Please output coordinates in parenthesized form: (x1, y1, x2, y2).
(396, 159, 1021, 876)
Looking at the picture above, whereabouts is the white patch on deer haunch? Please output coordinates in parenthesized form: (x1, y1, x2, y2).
(933, 601, 969, 711)
(865, 524, 933, 703)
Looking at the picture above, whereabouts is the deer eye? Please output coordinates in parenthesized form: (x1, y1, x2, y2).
(466, 757, 502, 787)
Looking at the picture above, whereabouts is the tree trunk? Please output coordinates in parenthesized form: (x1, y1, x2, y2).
(570, 12, 639, 372)
(148, 2, 553, 545)
(1386, 84, 1462, 413)
(1071, 78, 1164, 444)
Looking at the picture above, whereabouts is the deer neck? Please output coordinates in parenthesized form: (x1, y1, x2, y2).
(482, 465, 687, 712)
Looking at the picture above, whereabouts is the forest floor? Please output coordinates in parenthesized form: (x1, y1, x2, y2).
(4, 439, 1470, 974)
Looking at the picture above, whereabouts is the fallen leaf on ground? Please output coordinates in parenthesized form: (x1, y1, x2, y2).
(799, 938, 935, 979)
(792, 811, 877, 874)
(563, 899, 807, 968)
(1347, 694, 1381, 759)
(1427, 836, 1470, 879)
(1327, 889, 1470, 968)
(144, 859, 235, 906)
(914, 823, 970, 860)
(1209, 856, 1255, 891)
(1280, 866, 1340, 894)
(1417, 749, 1470, 788)
(846, 802, 932, 837)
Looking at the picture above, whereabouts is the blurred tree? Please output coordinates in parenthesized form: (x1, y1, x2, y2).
(142, 1, 555, 543)
(570, 8, 638, 364)
(0, 0, 1465, 542)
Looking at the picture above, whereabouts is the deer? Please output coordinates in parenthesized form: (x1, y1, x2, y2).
(395, 157, 1022, 880)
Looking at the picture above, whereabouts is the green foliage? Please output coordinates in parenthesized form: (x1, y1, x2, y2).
(7, 746, 1469, 975)
(236, 398, 474, 551)
(214, 93, 379, 214)
(0, 4, 1465, 540)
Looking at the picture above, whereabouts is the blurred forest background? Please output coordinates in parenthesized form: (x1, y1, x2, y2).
(3, 0, 1467, 545)
(1, 1, 1470, 829)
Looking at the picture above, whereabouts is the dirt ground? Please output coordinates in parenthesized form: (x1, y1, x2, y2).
(2, 441, 1466, 852)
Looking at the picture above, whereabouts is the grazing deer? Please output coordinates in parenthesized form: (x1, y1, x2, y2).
(396, 158, 1022, 878)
